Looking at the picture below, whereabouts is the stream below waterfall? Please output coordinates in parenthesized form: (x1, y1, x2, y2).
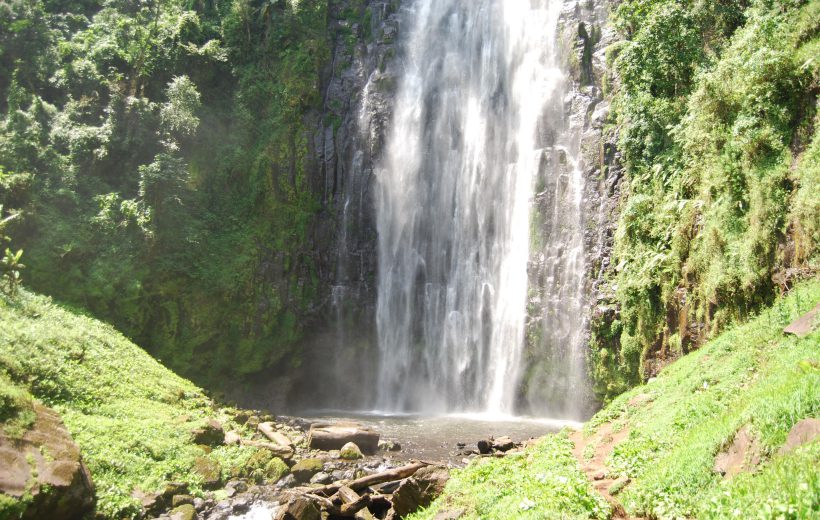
(226, 412, 580, 520)
(292, 411, 579, 463)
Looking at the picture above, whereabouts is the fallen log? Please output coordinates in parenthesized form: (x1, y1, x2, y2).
(240, 439, 294, 459)
(259, 422, 293, 447)
(314, 462, 429, 496)
(308, 422, 380, 454)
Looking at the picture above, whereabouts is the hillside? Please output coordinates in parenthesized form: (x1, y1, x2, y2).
(0, 290, 265, 518)
(411, 280, 819, 519)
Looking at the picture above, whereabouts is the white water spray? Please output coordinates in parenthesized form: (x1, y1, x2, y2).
(375, 0, 577, 414)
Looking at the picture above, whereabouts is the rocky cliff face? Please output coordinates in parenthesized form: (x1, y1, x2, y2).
(285, 0, 404, 410)
(518, 0, 622, 418)
(284, 0, 623, 413)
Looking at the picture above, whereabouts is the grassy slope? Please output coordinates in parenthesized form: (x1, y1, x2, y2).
(0, 290, 259, 518)
(411, 280, 819, 519)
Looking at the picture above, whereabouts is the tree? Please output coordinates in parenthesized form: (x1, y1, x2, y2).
(0, 205, 24, 297)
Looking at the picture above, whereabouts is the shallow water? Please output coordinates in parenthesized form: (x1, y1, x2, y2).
(226, 412, 579, 520)
(295, 411, 580, 463)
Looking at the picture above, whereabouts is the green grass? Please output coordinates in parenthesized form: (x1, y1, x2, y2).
(416, 280, 819, 519)
(590, 280, 820, 519)
(408, 433, 610, 520)
(0, 290, 258, 518)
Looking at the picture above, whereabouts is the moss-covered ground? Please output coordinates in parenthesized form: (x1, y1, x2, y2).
(412, 280, 819, 519)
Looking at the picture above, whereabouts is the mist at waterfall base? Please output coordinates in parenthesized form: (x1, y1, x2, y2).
(292, 0, 593, 422)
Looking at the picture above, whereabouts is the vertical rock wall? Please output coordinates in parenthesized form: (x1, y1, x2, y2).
(286, 0, 623, 414)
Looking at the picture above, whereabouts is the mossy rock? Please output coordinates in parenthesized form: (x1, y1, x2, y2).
(193, 456, 222, 489)
(264, 457, 289, 483)
(291, 458, 324, 483)
(340, 442, 363, 460)
(170, 503, 196, 520)
(231, 449, 277, 483)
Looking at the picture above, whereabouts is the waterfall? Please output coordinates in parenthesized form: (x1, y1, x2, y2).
(374, 0, 586, 415)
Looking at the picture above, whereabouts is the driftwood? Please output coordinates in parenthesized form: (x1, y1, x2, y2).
(258, 422, 293, 447)
(308, 422, 380, 454)
(240, 439, 294, 459)
(314, 462, 429, 496)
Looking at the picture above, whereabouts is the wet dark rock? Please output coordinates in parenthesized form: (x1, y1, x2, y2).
(172, 494, 195, 507)
(476, 439, 492, 454)
(169, 503, 197, 520)
(291, 458, 324, 483)
(192, 419, 225, 446)
(231, 495, 252, 513)
(391, 465, 450, 517)
(275, 496, 321, 520)
(225, 480, 248, 494)
(277, 474, 298, 489)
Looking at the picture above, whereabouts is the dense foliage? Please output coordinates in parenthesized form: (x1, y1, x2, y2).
(0, 0, 331, 389)
(590, 0, 820, 399)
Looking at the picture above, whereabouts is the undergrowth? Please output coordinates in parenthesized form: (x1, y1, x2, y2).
(590, 280, 820, 518)
(0, 290, 258, 518)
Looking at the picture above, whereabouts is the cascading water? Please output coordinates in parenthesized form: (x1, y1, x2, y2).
(374, 0, 587, 415)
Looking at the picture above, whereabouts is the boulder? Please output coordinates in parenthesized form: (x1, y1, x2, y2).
(192, 457, 222, 489)
(779, 418, 820, 454)
(275, 496, 321, 520)
(491, 436, 515, 452)
(265, 457, 290, 483)
(391, 465, 450, 517)
(192, 419, 224, 446)
(224, 430, 241, 445)
(170, 503, 197, 520)
(309, 472, 333, 484)
(172, 494, 195, 507)
(131, 489, 162, 514)
(340, 442, 364, 460)
(476, 439, 492, 454)
(714, 426, 761, 477)
(783, 303, 820, 338)
(162, 482, 189, 498)
(308, 422, 380, 454)
(0, 403, 95, 520)
(291, 458, 324, 483)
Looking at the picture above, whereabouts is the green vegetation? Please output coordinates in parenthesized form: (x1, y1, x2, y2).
(420, 280, 820, 519)
(0, 289, 269, 518)
(592, 0, 820, 399)
(409, 433, 610, 520)
(592, 279, 820, 518)
(0, 0, 329, 391)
